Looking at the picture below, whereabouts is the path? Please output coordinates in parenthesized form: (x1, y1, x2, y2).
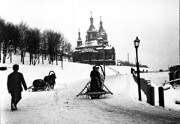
(1, 74, 180, 124)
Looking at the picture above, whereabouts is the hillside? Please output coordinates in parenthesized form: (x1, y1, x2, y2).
(1, 59, 180, 123)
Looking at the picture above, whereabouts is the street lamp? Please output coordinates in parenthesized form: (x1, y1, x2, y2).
(134, 36, 142, 101)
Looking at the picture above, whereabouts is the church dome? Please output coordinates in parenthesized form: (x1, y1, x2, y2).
(98, 17, 107, 40)
(87, 15, 97, 32)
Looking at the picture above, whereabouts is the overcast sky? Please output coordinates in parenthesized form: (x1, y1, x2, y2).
(0, 0, 179, 69)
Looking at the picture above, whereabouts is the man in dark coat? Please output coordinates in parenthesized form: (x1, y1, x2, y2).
(90, 66, 101, 92)
(7, 64, 27, 111)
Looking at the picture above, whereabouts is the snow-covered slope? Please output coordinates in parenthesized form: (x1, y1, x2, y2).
(1, 59, 180, 123)
(140, 72, 180, 111)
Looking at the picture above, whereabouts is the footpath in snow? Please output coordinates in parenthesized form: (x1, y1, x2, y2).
(1, 62, 180, 124)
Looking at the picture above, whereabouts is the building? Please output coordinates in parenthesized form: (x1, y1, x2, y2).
(72, 14, 116, 65)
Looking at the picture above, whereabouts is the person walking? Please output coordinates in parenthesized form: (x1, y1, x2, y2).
(7, 64, 27, 111)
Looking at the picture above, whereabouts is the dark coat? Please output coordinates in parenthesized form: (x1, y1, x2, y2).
(90, 70, 100, 81)
(90, 70, 101, 91)
(7, 71, 27, 93)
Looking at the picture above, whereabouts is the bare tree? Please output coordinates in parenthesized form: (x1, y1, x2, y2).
(0, 17, 72, 65)
(43, 30, 63, 64)
(18, 22, 29, 64)
(26, 28, 40, 65)
(0, 18, 6, 63)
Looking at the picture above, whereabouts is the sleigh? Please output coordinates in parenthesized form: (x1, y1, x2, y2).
(76, 65, 113, 99)
(76, 81, 113, 99)
(28, 71, 56, 92)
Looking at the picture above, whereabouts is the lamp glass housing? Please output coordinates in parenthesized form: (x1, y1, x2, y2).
(134, 37, 140, 48)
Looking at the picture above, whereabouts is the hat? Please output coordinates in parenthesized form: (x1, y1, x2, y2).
(95, 66, 99, 69)
(13, 64, 19, 71)
(93, 66, 99, 70)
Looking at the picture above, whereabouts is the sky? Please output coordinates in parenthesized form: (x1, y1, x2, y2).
(0, 0, 179, 69)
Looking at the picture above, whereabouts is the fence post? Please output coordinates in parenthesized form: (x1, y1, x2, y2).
(158, 87, 164, 107)
(149, 86, 155, 105)
(147, 85, 155, 105)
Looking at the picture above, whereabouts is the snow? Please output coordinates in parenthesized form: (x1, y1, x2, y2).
(85, 40, 98, 46)
(1, 56, 180, 123)
(141, 72, 180, 111)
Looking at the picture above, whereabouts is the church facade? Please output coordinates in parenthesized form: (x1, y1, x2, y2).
(72, 14, 116, 65)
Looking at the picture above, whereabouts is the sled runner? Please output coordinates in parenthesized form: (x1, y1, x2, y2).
(76, 65, 113, 99)
(28, 71, 56, 92)
(76, 81, 113, 98)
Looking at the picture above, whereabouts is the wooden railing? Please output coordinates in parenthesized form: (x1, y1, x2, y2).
(163, 78, 180, 85)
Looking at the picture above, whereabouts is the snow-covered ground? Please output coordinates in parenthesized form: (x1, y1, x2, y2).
(140, 72, 180, 111)
(109, 66, 180, 111)
(1, 56, 180, 123)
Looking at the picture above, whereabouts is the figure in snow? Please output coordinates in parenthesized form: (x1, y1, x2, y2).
(7, 64, 27, 111)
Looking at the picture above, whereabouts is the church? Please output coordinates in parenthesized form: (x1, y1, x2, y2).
(72, 14, 116, 65)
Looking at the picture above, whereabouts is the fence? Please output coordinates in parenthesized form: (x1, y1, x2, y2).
(132, 74, 155, 105)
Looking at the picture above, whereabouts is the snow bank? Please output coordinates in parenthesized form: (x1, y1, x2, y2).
(107, 66, 180, 111)
(140, 72, 180, 111)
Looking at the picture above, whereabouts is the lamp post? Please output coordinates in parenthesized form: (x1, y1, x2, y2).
(134, 36, 141, 101)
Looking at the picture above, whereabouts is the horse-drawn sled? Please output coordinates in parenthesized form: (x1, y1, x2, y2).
(28, 71, 56, 92)
(76, 65, 113, 99)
